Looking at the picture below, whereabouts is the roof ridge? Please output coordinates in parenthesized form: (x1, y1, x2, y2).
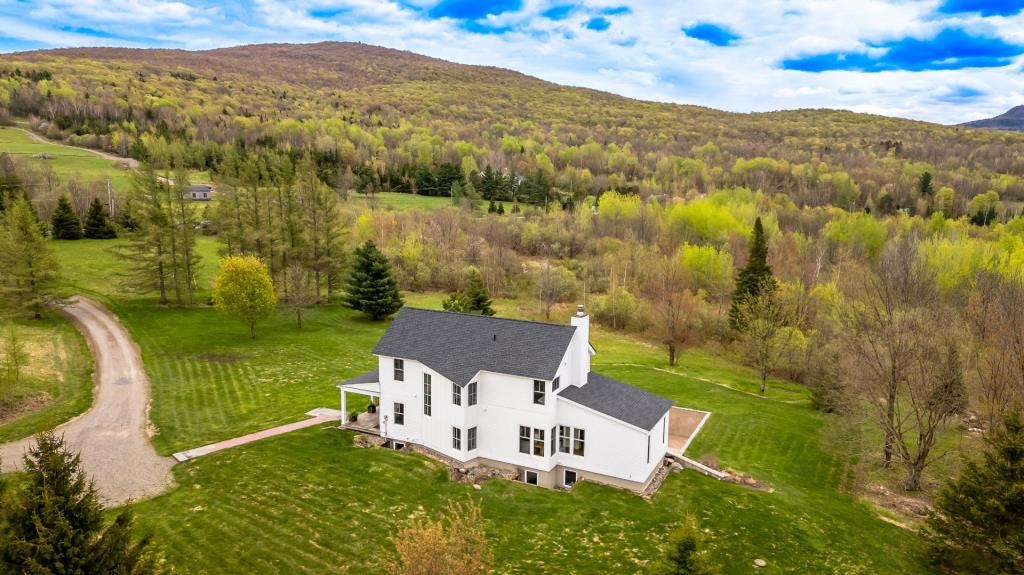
(401, 306, 576, 331)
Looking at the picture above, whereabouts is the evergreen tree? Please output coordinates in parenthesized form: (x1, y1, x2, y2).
(653, 515, 717, 575)
(924, 410, 1024, 574)
(83, 197, 117, 239)
(729, 217, 774, 331)
(488, 199, 497, 213)
(0, 196, 62, 319)
(51, 194, 82, 239)
(463, 269, 495, 316)
(441, 269, 495, 316)
(344, 240, 403, 320)
(918, 171, 935, 198)
(496, 202, 505, 215)
(0, 432, 158, 574)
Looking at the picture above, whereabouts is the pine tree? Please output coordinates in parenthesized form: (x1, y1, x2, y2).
(344, 240, 403, 320)
(0, 196, 63, 319)
(924, 410, 1024, 574)
(496, 202, 505, 215)
(488, 199, 497, 213)
(83, 197, 117, 239)
(729, 217, 774, 331)
(0, 432, 159, 574)
(51, 194, 83, 239)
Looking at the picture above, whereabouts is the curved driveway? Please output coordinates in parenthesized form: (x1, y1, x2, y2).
(0, 298, 174, 505)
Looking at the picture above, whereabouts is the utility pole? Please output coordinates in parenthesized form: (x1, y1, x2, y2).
(106, 177, 114, 219)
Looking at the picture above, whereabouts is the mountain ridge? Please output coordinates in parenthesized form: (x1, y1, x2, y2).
(962, 105, 1024, 131)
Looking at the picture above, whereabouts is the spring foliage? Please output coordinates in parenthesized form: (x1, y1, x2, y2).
(213, 255, 277, 338)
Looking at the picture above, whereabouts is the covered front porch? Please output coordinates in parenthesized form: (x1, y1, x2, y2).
(337, 369, 382, 435)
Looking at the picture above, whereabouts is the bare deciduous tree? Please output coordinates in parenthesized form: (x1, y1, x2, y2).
(644, 255, 704, 366)
(735, 278, 789, 393)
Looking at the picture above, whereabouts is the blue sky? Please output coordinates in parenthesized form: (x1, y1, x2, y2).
(2, 1, 1023, 123)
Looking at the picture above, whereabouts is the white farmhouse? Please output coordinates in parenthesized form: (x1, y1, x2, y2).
(338, 305, 674, 492)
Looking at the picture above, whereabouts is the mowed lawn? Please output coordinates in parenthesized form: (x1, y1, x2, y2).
(0, 126, 135, 193)
(47, 238, 929, 573)
(0, 315, 93, 443)
(352, 191, 459, 211)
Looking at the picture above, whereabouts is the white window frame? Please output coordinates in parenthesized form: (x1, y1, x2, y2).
(394, 402, 405, 425)
(524, 470, 538, 485)
(519, 425, 530, 454)
(558, 425, 570, 453)
(394, 358, 404, 382)
(468, 381, 478, 406)
(468, 426, 477, 451)
(533, 379, 545, 405)
(573, 428, 585, 456)
(452, 383, 462, 406)
(563, 469, 577, 486)
(452, 426, 462, 450)
(423, 374, 432, 416)
(532, 427, 545, 456)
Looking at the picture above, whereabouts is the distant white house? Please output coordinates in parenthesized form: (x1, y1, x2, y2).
(338, 306, 673, 492)
(189, 184, 213, 201)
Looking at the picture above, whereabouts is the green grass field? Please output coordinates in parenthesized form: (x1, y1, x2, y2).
(40, 237, 931, 573)
(0, 126, 135, 193)
(0, 314, 93, 443)
(351, 191, 460, 211)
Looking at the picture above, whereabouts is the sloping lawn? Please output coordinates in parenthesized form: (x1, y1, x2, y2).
(0, 126, 134, 192)
(0, 315, 93, 443)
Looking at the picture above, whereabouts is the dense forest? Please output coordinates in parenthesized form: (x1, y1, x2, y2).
(1, 43, 1024, 215)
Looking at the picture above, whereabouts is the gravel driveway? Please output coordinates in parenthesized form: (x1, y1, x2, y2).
(0, 297, 174, 505)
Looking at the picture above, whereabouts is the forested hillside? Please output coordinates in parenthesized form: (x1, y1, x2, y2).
(2, 42, 1024, 214)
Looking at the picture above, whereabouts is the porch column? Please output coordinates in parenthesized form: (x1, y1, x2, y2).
(340, 389, 347, 427)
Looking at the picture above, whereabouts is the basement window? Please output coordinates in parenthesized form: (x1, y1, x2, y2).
(524, 470, 538, 485)
(564, 469, 577, 487)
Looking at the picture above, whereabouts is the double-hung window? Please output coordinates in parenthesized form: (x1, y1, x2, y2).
(558, 426, 571, 453)
(393, 358, 404, 381)
(533, 379, 545, 405)
(452, 383, 462, 406)
(532, 428, 545, 456)
(518, 426, 530, 454)
(452, 427, 462, 450)
(550, 426, 557, 455)
(468, 427, 477, 451)
(394, 402, 405, 425)
(573, 428, 585, 456)
(423, 374, 432, 416)
(552, 376, 560, 391)
(468, 381, 478, 406)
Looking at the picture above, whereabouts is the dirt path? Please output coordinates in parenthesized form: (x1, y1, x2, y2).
(15, 126, 139, 169)
(0, 298, 173, 505)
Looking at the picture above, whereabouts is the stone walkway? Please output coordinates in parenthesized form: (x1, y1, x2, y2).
(172, 408, 342, 462)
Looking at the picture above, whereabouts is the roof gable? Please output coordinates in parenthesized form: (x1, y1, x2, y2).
(372, 307, 577, 386)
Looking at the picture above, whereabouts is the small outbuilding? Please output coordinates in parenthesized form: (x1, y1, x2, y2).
(189, 184, 213, 201)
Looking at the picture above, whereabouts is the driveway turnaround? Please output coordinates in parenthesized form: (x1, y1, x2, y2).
(0, 297, 174, 505)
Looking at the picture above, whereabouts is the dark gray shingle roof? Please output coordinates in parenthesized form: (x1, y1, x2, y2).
(558, 372, 672, 430)
(339, 369, 379, 386)
(372, 308, 576, 386)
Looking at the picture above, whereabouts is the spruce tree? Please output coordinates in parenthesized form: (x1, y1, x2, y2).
(496, 202, 505, 215)
(83, 197, 117, 239)
(51, 194, 83, 239)
(0, 432, 158, 574)
(463, 269, 495, 316)
(918, 171, 934, 198)
(924, 410, 1024, 574)
(729, 217, 774, 331)
(344, 240, 403, 320)
(488, 199, 497, 213)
